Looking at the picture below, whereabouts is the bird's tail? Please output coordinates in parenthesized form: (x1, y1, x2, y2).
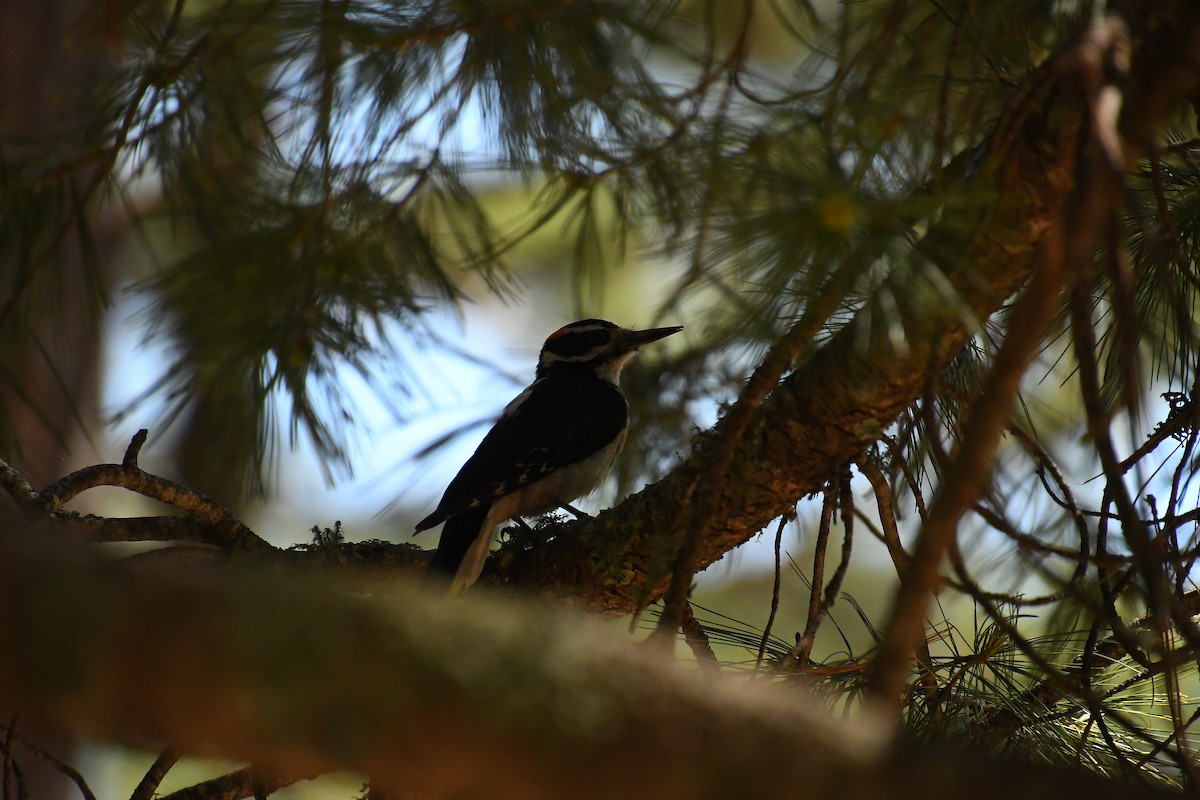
(427, 504, 492, 590)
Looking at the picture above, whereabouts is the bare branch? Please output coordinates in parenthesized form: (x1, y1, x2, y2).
(129, 748, 178, 800)
(755, 513, 789, 669)
(28, 430, 268, 552)
(858, 455, 909, 575)
(122, 429, 148, 470)
(0, 722, 97, 800)
(0, 460, 34, 508)
(782, 474, 854, 674)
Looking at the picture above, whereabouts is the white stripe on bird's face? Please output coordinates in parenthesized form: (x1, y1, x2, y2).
(533, 318, 679, 382)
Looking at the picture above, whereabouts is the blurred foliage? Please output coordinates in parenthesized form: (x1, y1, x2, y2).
(6, 0, 1156, 493)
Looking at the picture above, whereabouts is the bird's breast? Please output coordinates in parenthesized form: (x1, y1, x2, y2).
(495, 426, 629, 520)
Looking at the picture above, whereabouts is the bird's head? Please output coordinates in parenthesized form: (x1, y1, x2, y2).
(536, 319, 682, 382)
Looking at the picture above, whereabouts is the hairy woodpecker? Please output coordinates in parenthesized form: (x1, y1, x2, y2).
(415, 319, 682, 593)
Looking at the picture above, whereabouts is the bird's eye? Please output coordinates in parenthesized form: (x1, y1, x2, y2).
(588, 331, 609, 346)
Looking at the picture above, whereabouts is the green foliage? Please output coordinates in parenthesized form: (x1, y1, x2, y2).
(683, 590, 1192, 786)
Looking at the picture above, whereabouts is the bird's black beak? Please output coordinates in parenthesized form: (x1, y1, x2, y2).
(620, 325, 683, 352)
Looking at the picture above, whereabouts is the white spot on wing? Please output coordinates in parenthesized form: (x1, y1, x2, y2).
(500, 383, 538, 420)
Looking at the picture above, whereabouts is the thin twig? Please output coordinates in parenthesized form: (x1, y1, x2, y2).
(122, 429, 149, 470)
(881, 434, 928, 522)
(858, 454, 943, 721)
(756, 514, 790, 669)
(1133, 704, 1200, 775)
(781, 473, 855, 673)
(785, 483, 836, 672)
(0, 723, 98, 800)
(680, 604, 721, 677)
(1095, 491, 1152, 669)
(858, 455, 909, 575)
(1007, 425, 1092, 586)
(130, 748, 180, 800)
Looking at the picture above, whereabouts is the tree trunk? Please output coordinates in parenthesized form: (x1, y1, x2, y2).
(0, 3, 123, 797)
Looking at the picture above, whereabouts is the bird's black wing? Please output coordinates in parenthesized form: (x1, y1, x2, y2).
(414, 376, 628, 531)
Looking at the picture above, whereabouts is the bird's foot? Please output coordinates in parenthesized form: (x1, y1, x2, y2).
(499, 516, 550, 550)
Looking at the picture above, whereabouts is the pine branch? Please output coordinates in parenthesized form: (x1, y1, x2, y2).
(496, 4, 1200, 615)
(972, 587, 1200, 748)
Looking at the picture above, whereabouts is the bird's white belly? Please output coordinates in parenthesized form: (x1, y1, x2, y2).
(448, 431, 627, 594)
(492, 428, 628, 522)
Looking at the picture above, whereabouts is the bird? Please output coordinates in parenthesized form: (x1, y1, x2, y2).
(415, 318, 682, 594)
